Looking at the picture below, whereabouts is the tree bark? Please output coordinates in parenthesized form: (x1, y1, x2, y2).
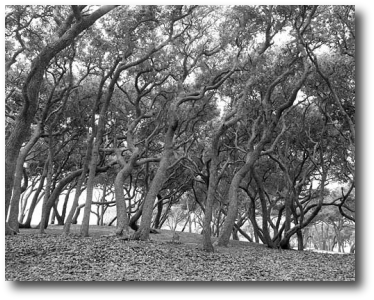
(216, 153, 256, 246)
(39, 148, 54, 234)
(153, 195, 164, 229)
(5, 5, 118, 235)
(296, 229, 304, 251)
(114, 149, 139, 236)
(63, 132, 94, 236)
(202, 157, 218, 252)
(248, 196, 261, 243)
(202, 109, 242, 250)
(39, 166, 111, 231)
(279, 170, 327, 249)
(129, 203, 143, 231)
(21, 163, 48, 228)
(80, 137, 102, 236)
(350, 243, 355, 253)
(80, 59, 122, 237)
(252, 167, 275, 248)
(72, 203, 85, 224)
(52, 202, 64, 225)
(215, 209, 221, 237)
(50, 200, 57, 225)
(8, 125, 42, 232)
(41, 169, 84, 230)
(98, 184, 107, 226)
(61, 185, 73, 223)
(133, 121, 177, 240)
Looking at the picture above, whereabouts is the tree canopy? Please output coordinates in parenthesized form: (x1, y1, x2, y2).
(5, 5, 355, 253)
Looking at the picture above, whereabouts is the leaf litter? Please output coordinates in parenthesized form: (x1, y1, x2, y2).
(5, 229, 355, 281)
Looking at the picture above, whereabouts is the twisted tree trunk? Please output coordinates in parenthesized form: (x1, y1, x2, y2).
(133, 121, 177, 241)
(8, 126, 41, 232)
(5, 5, 118, 235)
(114, 149, 139, 236)
(202, 156, 218, 252)
(216, 150, 259, 247)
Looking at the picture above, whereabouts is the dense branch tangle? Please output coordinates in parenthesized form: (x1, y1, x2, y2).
(5, 5, 355, 254)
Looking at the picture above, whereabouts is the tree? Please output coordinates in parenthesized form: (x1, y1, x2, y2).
(5, 6, 354, 250)
(5, 5, 118, 235)
(133, 6, 239, 241)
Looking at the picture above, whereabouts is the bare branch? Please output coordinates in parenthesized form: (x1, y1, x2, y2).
(71, 6, 82, 22)
(261, 117, 288, 155)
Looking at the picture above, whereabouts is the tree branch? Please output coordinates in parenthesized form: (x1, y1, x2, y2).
(71, 6, 82, 22)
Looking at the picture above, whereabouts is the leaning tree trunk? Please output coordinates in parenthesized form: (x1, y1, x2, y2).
(39, 147, 54, 234)
(252, 167, 275, 248)
(114, 149, 139, 236)
(41, 165, 111, 231)
(202, 151, 219, 252)
(78, 156, 115, 236)
(296, 228, 304, 251)
(8, 126, 42, 232)
(153, 195, 164, 229)
(80, 132, 102, 237)
(98, 184, 107, 226)
(5, 86, 41, 235)
(72, 204, 85, 224)
(133, 121, 177, 241)
(350, 243, 355, 254)
(282, 194, 292, 249)
(61, 184, 74, 224)
(201, 120, 230, 252)
(80, 59, 122, 237)
(4, 6, 118, 235)
(41, 169, 84, 231)
(51, 203, 64, 225)
(8, 169, 25, 230)
(215, 209, 221, 237)
(132, 153, 173, 241)
(21, 164, 48, 228)
(247, 193, 263, 244)
(215, 154, 255, 247)
(279, 167, 327, 249)
(214, 119, 268, 247)
(50, 201, 57, 225)
(63, 132, 94, 236)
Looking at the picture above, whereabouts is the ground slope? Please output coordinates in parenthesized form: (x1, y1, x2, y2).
(5, 225, 355, 281)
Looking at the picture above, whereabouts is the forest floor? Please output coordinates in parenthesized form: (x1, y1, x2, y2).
(5, 225, 355, 281)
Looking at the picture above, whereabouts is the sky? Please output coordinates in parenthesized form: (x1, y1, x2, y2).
(21, 188, 117, 227)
